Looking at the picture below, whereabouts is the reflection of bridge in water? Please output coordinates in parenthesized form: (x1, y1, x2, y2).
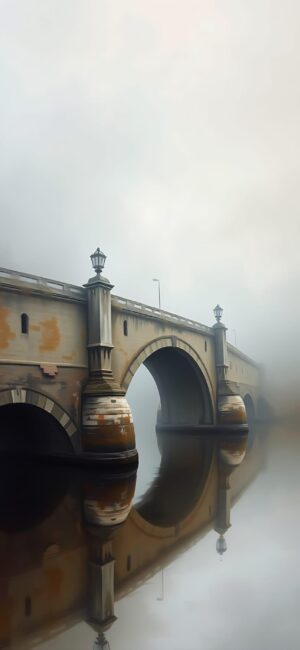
(0, 424, 266, 650)
(0, 249, 267, 465)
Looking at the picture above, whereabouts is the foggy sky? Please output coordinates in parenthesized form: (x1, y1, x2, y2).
(1, 1, 300, 371)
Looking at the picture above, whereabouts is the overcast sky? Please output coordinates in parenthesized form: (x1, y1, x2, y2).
(1, 1, 299, 368)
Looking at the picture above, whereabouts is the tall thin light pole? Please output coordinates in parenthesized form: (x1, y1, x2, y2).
(152, 278, 161, 309)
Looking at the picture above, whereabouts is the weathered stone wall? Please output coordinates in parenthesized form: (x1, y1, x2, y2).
(0, 290, 88, 368)
(0, 271, 262, 436)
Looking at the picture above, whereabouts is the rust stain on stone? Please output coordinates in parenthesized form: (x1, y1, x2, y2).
(39, 316, 60, 352)
(30, 324, 40, 332)
(0, 306, 16, 349)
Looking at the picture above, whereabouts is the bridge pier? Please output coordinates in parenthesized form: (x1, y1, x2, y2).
(213, 308, 248, 431)
(81, 249, 138, 466)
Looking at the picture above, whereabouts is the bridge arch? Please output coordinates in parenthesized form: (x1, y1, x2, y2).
(0, 388, 80, 454)
(122, 336, 215, 426)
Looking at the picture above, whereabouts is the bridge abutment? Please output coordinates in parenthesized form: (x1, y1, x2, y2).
(81, 251, 138, 465)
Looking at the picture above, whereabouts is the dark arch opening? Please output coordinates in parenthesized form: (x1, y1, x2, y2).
(0, 403, 73, 455)
(143, 347, 213, 427)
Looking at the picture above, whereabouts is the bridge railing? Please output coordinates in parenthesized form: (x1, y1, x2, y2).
(0, 267, 86, 301)
(0, 267, 261, 371)
(112, 295, 213, 336)
(0, 267, 211, 334)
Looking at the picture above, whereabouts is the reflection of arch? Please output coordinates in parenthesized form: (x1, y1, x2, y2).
(0, 388, 80, 453)
(122, 337, 215, 426)
(0, 461, 69, 531)
(135, 430, 215, 531)
(130, 431, 249, 539)
(132, 432, 215, 534)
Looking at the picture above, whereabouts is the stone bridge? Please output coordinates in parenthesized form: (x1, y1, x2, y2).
(0, 250, 263, 463)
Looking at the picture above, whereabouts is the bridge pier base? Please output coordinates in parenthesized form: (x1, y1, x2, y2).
(82, 377, 138, 464)
(217, 382, 248, 430)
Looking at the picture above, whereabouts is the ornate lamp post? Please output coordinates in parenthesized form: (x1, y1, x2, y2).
(213, 304, 223, 323)
(93, 633, 110, 650)
(90, 247, 107, 276)
(216, 534, 227, 556)
(81, 248, 138, 464)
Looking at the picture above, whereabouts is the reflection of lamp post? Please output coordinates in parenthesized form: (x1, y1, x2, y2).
(216, 534, 227, 556)
(152, 278, 161, 309)
(93, 632, 110, 650)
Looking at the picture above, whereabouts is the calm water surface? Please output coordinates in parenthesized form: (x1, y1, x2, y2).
(0, 420, 298, 650)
